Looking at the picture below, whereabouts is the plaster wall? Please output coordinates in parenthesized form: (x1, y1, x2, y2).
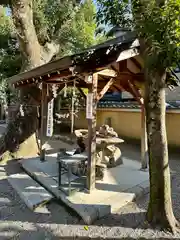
(74, 108, 180, 147)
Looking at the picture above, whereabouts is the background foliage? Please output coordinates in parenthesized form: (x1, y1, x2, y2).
(96, 0, 180, 71)
(0, 0, 105, 106)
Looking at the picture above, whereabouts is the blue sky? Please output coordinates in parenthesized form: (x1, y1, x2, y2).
(93, 0, 98, 8)
(5, 7, 11, 16)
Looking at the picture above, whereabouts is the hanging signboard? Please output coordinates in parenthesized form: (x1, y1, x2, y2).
(86, 93, 93, 119)
(46, 99, 54, 137)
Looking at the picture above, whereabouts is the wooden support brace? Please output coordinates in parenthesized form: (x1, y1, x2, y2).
(127, 81, 148, 169)
(127, 80, 143, 105)
(130, 57, 142, 71)
(97, 78, 115, 101)
(114, 83, 125, 92)
(127, 59, 141, 74)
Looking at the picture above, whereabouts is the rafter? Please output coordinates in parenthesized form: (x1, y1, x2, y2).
(127, 80, 143, 105)
(127, 59, 141, 74)
(131, 57, 142, 70)
(114, 83, 126, 92)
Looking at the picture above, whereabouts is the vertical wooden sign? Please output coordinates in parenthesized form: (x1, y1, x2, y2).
(86, 93, 93, 119)
(46, 99, 54, 137)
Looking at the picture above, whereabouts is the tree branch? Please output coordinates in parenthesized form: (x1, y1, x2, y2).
(41, 41, 60, 63)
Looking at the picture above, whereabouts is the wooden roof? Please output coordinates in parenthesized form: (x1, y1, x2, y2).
(8, 33, 180, 103)
(8, 33, 140, 86)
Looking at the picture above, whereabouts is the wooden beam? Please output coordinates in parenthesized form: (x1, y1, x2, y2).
(14, 71, 71, 87)
(131, 57, 142, 70)
(46, 75, 74, 83)
(118, 60, 128, 72)
(110, 85, 120, 92)
(97, 78, 115, 101)
(114, 81, 137, 100)
(127, 80, 143, 105)
(114, 83, 126, 92)
(110, 62, 119, 72)
(97, 69, 117, 77)
(9, 56, 73, 85)
(134, 55, 144, 67)
(113, 85, 122, 92)
(16, 72, 143, 89)
(127, 59, 141, 74)
(86, 73, 98, 192)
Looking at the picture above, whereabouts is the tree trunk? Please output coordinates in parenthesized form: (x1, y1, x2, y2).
(11, 0, 42, 70)
(0, 0, 58, 162)
(0, 87, 41, 162)
(144, 69, 179, 233)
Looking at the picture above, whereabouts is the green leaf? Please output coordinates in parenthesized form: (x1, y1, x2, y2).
(96, 0, 180, 70)
(84, 225, 89, 231)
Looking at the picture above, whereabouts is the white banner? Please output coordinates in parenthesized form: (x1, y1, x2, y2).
(46, 99, 54, 137)
(86, 93, 93, 119)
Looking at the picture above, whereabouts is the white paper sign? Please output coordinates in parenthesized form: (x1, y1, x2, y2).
(86, 93, 93, 119)
(46, 99, 54, 137)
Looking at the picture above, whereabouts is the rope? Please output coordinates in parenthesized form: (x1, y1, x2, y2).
(71, 80, 76, 134)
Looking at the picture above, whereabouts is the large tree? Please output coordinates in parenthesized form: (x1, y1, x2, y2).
(0, 6, 20, 116)
(0, 0, 102, 161)
(97, 0, 180, 233)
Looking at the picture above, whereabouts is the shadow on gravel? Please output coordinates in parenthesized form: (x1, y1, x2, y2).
(52, 238, 173, 240)
(5, 158, 23, 176)
(2, 159, 151, 231)
(1, 149, 180, 239)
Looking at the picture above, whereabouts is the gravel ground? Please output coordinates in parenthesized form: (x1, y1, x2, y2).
(1, 142, 180, 239)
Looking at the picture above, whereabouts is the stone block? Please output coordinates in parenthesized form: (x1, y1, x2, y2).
(8, 173, 53, 211)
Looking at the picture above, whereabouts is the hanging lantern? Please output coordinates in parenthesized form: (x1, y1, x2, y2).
(52, 84, 58, 98)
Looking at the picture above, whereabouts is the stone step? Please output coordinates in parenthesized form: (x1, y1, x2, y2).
(8, 173, 53, 210)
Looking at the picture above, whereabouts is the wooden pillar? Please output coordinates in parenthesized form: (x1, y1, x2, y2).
(141, 105, 148, 169)
(40, 82, 48, 161)
(86, 74, 98, 192)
